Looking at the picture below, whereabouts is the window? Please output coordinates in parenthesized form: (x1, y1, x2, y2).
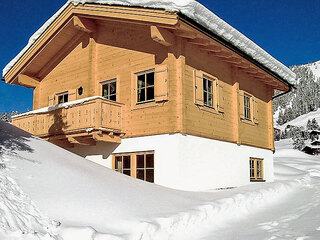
(113, 152, 154, 183)
(57, 92, 68, 104)
(137, 71, 155, 104)
(250, 158, 263, 181)
(203, 77, 214, 107)
(102, 80, 117, 101)
(115, 155, 131, 176)
(136, 153, 154, 183)
(244, 94, 251, 120)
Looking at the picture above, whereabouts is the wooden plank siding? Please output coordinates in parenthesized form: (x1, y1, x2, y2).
(7, 5, 281, 150)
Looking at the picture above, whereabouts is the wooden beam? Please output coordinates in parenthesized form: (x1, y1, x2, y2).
(188, 38, 211, 46)
(175, 30, 197, 39)
(199, 45, 222, 52)
(151, 26, 174, 47)
(68, 136, 96, 146)
(222, 57, 242, 64)
(48, 138, 74, 148)
(93, 132, 121, 144)
(215, 51, 233, 58)
(17, 74, 40, 88)
(73, 16, 96, 33)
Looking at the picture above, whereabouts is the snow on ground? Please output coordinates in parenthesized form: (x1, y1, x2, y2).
(278, 108, 320, 131)
(3, 0, 295, 85)
(1, 121, 320, 239)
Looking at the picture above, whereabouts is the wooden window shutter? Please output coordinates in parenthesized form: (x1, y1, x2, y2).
(253, 97, 259, 124)
(217, 80, 224, 113)
(239, 90, 245, 119)
(194, 70, 204, 106)
(48, 95, 55, 106)
(155, 65, 168, 102)
(69, 89, 77, 101)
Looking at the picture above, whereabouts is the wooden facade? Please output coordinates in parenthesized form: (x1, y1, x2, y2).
(5, 3, 290, 151)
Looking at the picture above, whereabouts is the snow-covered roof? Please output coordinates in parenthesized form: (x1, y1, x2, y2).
(3, 0, 296, 85)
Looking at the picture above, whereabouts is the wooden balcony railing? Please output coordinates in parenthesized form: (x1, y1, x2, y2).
(12, 97, 124, 146)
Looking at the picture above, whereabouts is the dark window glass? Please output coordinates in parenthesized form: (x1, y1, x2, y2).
(136, 155, 145, 168)
(123, 170, 131, 176)
(137, 71, 155, 104)
(244, 95, 251, 120)
(123, 156, 131, 169)
(102, 80, 117, 101)
(146, 154, 154, 168)
(147, 72, 154, 86)
(146, 87, 155, 101)
(146, 169, 154, 183)
(58, 93, 68, 104)
(136, 170, 145, 180)
(203, 78, 214, 107)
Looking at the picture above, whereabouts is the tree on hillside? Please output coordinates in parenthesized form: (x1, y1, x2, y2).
(291, 126, 306, 150)
(0, 111, 18, 123)
(307, 118, 320, 131)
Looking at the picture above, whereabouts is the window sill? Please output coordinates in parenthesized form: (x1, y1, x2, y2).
(132, 100, 158, 111)
(250, 179, 265, 182)
(241, 118, 256, 126)
(197, 104, 220, 115)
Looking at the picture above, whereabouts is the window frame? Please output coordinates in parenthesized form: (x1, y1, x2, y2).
(114, 154, 131, 176)
(244, 93, 252, 120)
(112, 151, 155, 183)
(250, 157, 264, 181)
(203, 77, 215, 108)
(101, 78, 117, 102)
(56, 91, 69, 104)
(136, 69, 155, 105)
(136, 152, 154, 183)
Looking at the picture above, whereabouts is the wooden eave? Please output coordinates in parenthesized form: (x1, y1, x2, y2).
(174, 14, 291, 92)
(4, 3, 179, 85)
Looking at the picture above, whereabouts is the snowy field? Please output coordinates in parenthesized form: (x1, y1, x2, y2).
(1, 121, 320, 239)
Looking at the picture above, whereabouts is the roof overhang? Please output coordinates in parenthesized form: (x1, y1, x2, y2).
(3, 2, 293, 92)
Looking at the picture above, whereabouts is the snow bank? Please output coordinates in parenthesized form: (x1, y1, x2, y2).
(1, 121, 319, 239)
(278, 108, 320, 131)
(3, 0, 295, 85)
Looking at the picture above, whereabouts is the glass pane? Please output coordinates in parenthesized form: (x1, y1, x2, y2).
(207, 80, 212, 93)
(102, 84, 109, 97)
(123, 170, 131, 176)
(136, 155, 145, 168)
(146, 154, 154, 168)
(109, 94, 116, 101)
(204, 92, 208, 105)
(123, 156, 131, 169)
(146, 87, 154, 101)
(147, 72, 154, 86)
(58, 95, 63, 104)
(115, 156, 121, 170)
(208, 93, 213, 107)
(146, 169, 154, 183)
(203, 78, 207, 91)
(138, 74, 146, 88)
(110, 82, 116, 94)
(136, 170, 145, 180)
(64, 94, 68, 103)
(137, 89, 146, 102)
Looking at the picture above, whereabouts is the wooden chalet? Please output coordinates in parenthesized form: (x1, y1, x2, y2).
(3, 1, 295, 190)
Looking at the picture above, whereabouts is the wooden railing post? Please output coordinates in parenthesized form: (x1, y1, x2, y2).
(95, 98, 102, 129)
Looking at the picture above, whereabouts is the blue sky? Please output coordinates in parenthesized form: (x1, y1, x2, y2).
(0, 0, 319, 113)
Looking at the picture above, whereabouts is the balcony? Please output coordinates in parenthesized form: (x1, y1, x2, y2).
(12, 97, 124, 147)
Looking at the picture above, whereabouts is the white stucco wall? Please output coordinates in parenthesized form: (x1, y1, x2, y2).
(69, 134, 273, 191)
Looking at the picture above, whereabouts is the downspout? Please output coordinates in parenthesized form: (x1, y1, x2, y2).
(272, 85, 295, 100)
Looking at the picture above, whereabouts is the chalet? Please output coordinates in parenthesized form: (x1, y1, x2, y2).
(2, 0, 295, 191)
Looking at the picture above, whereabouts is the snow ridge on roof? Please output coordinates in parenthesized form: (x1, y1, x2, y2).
(2, 0, 296, 85)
